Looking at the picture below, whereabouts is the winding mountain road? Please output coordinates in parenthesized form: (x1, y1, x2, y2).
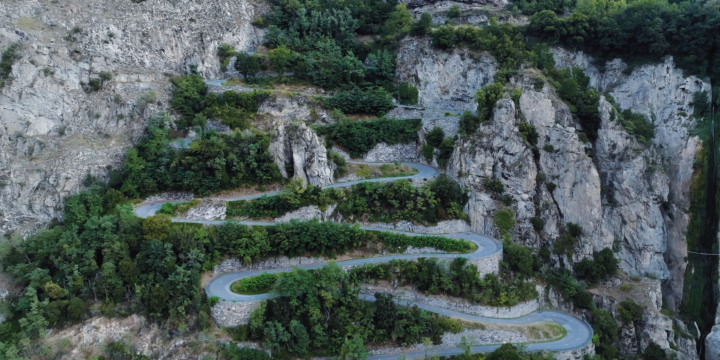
(133, 156, 593, 358)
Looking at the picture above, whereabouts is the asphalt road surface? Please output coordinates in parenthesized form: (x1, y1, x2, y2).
(133, 156, 593, 359)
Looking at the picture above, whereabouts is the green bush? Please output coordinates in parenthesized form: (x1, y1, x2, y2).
(546, 182, 556, 192)
(494, 209, 515, 235)
(426, 127, 445, 148)
(503, 242, 540, 279)
(447, 5, 461, 18)
(573, 248, 619, 285)
(458, 110, 481, 136)
(530, 216, 544, 231)
(228, 175, 468, 226)
(235, 273, 278, 293)
(398, 82, 419, 105)
(351, 257, 538, 306)
(314, 117, 421, 157)
(518, 122, 538, 146)
(325, 88, 395, 115)
(120, 118, 281, 198)
(644, 342, 667, 360)
(329, 151, 348, 178)
(618, 299, 643, 324)
(0, 43, 20, 88)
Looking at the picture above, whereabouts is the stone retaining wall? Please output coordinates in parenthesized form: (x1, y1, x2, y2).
(369, 219, 472, 235)
(211, 299, 262, 327)
(553, 340, 596, 360)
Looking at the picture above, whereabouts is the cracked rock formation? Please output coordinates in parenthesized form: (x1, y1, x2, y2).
(268, 122, 334, 187)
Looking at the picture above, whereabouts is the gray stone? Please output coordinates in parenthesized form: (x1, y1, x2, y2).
(395, 37, 496, 111)
(269, 122, 334, 187)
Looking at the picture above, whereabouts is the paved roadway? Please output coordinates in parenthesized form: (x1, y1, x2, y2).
(132, 156, 593, 359)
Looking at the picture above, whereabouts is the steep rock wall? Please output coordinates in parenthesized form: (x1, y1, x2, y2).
(396, 37, 496, 111)
(552, 49, 710, 308)
(269, 122, 334, 187)
(0, 0, 266, 235)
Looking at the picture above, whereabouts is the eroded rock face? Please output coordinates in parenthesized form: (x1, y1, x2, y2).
(0, 0, 266, 235)
(447, 98, 538, 241)
(395, 37, 496, 111)
(595, 97, 670, 279)
(269, 122, 334, 187)
(552, 48, 710, 309)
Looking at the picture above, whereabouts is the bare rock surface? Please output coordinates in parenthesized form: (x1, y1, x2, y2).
(269, 122, 334, 187)
(395, 37, 496, 112)
(0, 0, 266, 235)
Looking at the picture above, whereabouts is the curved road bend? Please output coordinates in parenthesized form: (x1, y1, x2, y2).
(133, 159, 593, 358)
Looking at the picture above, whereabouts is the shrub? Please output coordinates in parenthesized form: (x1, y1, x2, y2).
(475, 83, 505, 122)
(329, 151, 348, 178)
(574, 248, 619, 284)
(644, 342, 667, 360)
(483, 178, 504, 193)
(518, 122, 538, 146)
(235, 273, 278, 293)
(325, 88, 395, 115)
(458, 110, 481, 136)
(546, 182, 556, 192)
(398, 82, 419, 105)
(0, 43, 20, 88)
(425, 127, 445, 148)
(494, 209, 515, 235)
(503, 242, 540, 279)
(618, 299, 643, 324)
(530, 216, 544, 231)
(592, 308, 618, 342)
(447, 5, 461, 18)
(411, 12, 433, 35)
(314, 118, 421, 158)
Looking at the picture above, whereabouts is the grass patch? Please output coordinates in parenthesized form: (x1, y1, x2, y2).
(230, 272, 277, 295)
(347, 163, 418, 179)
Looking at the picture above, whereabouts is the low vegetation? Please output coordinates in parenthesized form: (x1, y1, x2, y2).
(120, 115, 281, 197)
(230, 263, 464, 358)
(227, 175, 469, 225)
(350, 257, 538, 306)
(313, 117, 422, 158)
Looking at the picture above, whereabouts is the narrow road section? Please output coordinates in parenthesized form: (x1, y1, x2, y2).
(133, 158, 593, 358)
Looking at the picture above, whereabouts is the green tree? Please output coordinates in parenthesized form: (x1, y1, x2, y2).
(142, 215, 171, 241)
(18, 288, 49, 339)
(43, 281, 66, 299)
(384, 4, 413, 37)
(618, 299, 643, 324)
(340, 334, 369, 360)
(425, 127, 445, 148)
(234, 52, 261, 79)
(475, 83, 505, 122)
(411, 13, 433, 35)
(67, 297, 86, 321)
(268, 47, 293, 78)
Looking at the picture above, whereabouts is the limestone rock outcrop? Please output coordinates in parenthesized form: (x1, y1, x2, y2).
(0, 0, 266, 235)
(269, 122, 334, 187)
(552, 48, 709, 308)
(395, 37, 496, 111)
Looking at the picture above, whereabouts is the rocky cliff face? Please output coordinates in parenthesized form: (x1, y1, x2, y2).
(269, 122, 334, 187)
(0, 0, 266, 235)
(552, 49, 710, 309)
(394, 38, 709, 357)
(395, 37, 496, 111)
